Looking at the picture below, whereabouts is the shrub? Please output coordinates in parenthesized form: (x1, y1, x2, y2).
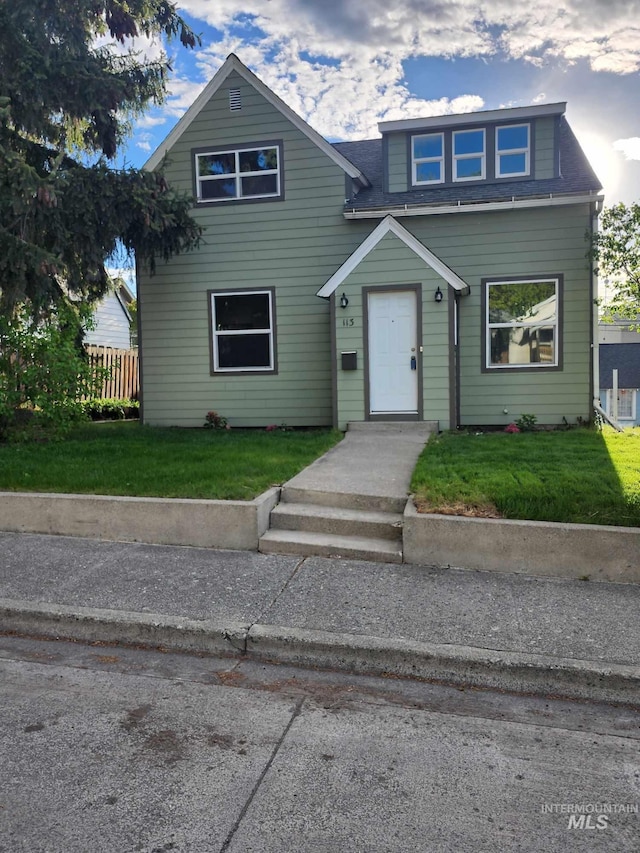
(82, 398, 139, 421)
(0, 303, 109, 441)
(504, 423, 520, 434)
(204, 410, 229, 430)
(516, 413, 537, 432)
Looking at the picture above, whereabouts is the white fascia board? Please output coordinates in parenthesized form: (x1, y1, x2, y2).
(145, 54, 369, 186)
(343, 193, 605, 220)
(379, 102, 566, 134)
(317, 215, 470, 298)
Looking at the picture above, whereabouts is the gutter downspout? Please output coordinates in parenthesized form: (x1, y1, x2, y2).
(591, 198, 604, 421)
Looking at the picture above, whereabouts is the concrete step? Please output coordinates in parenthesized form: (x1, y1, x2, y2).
(259, 529, 403, 563)
(280, 486, 407, 515)
(347, 421, 438, 434)
(270, 502, 403, 541)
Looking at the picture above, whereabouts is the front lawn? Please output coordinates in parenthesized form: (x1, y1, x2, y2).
(411, 427, 640, 527)
(0, 422, 342, 500)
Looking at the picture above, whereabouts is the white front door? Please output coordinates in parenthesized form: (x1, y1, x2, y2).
(368, 290, 418, 415)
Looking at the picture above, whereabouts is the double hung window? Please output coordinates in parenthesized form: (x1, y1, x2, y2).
(496, 124, 530, 177)
(196, 144, 281, 203)
(486, 278, 559, 368)
(210, 290, 275, 373)
(412, 133, 444, 185)
(453, 129, 485, 181)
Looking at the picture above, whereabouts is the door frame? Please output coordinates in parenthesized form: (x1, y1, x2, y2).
(363, 284, 423, 421)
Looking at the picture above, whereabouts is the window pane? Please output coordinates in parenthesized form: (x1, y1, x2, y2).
(497, 126, 528, 150)
(489, 281, 556, 323)
(618, 390, 633, 418)
(238, 148, 278, 172)
(198, 153, 235, 176)
(499, 152, 526, 175)
(456, 157, 483, 179)
(416, 161, 442, 182)
(217, 333, 271, 369)
(490, 327, 555, 365)
(200, 178, 237, 199)
(215, 293, 270, 331)
(240, 174, 278, 196)
(413, 135, 442, 159)
(454, 130, 484, 155)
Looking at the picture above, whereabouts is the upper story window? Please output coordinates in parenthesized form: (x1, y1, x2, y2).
(453, 129, 485, 181)
(195, 142, 282, 204)
(412, 133, 444, 185)
(496, 124, 530, 178)
(486, 278, 559, 369)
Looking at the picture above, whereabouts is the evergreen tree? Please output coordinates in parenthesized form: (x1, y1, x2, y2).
(0, 0, 202, 315)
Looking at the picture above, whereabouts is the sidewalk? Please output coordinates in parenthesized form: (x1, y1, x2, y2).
(1, 531, 639, 705)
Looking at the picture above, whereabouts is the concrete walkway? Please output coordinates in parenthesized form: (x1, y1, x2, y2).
(1, 530, 639, 705)
(282, 422, 433, 510)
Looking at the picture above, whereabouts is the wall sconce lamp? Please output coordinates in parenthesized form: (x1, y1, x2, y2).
(434, 286, 443, 304)
(340, 293, 349, 309)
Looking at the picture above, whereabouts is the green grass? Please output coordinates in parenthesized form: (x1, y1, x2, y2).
(0, 422, 342, 500)
(410, 427, 640, 527)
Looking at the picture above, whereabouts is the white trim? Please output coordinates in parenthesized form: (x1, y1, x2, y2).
(606, 388, 637, 421)
(412, 132, 444, 186)
(453, 128, 486, 182)
(379, 102, 566, 134)
(495, 123, 530, 178)
(485, 277, 559, 369)
(145, 54, 369, 187)
(343, 193, 605, 220)
(211, 289, 274, 372)
(317, 215, 470, 298)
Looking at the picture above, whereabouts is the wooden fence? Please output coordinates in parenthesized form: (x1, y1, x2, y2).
(85, 345, 139, 400)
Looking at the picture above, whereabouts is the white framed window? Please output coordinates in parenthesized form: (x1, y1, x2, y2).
(486, 278, 559, 368)
(412, 133, 444, 185)
(195, 143, 281, 203)
(496, 124, 530, 177)
(453, 128, 485, 181)
(210, 290, 275, 373)
(607, 389, 636, 420)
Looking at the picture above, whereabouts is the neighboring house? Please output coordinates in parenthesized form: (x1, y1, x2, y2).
(138, 54, 603, 430)
(85, 280, 135, 350)
(599, 321, 640, 426)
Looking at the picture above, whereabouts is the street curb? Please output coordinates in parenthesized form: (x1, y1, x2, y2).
(2, 600, 639, 705)
(246, 624, 640, 705)
(0, 600, 248, 656)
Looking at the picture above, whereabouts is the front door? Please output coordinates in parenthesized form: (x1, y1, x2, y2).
(368, 290, 419, 415)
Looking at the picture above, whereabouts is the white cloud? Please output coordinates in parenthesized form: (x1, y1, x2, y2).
(136, 140, 151, 152)
(613, 138, 640, 161)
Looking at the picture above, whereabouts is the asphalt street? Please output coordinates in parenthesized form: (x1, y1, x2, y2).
(0, 634, 638, 853)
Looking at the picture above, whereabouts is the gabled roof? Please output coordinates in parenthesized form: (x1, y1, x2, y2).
(317, 215, 470, 298)
(144, 54, 369, 188)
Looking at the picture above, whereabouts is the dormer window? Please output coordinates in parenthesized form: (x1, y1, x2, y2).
(453, 129, 485, 181)
(412, 133, 444, 185)
(496, 124, 530, 177)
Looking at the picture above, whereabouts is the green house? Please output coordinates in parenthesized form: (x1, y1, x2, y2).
(139, 54, 603, 431)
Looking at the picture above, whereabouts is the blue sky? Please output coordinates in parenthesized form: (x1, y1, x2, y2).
(119, 0, 640, 212)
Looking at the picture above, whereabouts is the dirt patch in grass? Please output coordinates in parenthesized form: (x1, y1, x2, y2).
(415, 499, 502, 518)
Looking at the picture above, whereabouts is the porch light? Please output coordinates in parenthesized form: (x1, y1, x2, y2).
(434, 286, 443, 303)
(340, 293, 349, 309)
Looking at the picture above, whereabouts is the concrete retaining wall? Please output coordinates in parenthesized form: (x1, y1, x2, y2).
(403, 502, 640, 583)
(0, 488, 280, 551)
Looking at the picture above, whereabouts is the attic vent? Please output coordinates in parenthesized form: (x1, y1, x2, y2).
(229, 88, 242, 111)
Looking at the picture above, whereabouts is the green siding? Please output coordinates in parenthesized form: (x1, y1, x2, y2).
(396, 205, 593, 427)
(534, 116, 556, 179)
(334, 232, 452, 431)
(387, 133, 408, 193)
(139, 71, 371, 427)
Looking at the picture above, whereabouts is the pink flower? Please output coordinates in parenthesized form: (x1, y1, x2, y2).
(504, 423, 520, 433)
